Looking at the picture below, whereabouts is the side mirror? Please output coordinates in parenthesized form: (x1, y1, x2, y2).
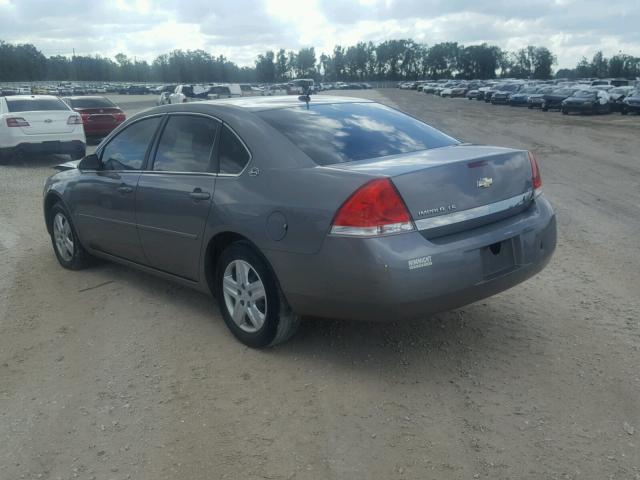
(79, 153, 100, 170)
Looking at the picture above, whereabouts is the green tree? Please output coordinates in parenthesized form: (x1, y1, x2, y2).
(255, 50, 276, 82)
(275, 49, 288, 81)
(590, 51, 608, 78)
(532, 47, 556, 79)
(296, 47, 316, 78)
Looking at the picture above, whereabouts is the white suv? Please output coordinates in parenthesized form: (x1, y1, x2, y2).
(0, 95, 86, 162)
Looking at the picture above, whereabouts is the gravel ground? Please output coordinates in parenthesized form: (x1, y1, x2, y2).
(0, 91, 639, 480)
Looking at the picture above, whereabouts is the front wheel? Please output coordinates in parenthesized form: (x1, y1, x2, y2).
(49, 203, 92, 270)
(562, 108, 568, 115)
(215, 243, 299, 348)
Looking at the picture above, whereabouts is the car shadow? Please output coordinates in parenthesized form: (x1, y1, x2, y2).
(3, 153, 74, 168)
(84, 258, 537, 375)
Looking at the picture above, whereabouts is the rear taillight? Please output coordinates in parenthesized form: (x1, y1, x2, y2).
(528, 151, 542, 195)
(67, 115, 82, 125)
(114, 112, 126, 122)
(80, 113, 91, 123)
(330, 178, 414, 236)
(6, 117, 29, 127)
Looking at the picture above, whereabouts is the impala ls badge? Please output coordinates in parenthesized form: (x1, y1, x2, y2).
(44, 118, 52, 123)
(418, 204, 456, 217)
(477, 177, 493, 188)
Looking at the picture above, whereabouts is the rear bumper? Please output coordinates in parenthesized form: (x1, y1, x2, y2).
(83, 122, 121, 136)
(0, 140, 85, 156)
(544, 101, 563, 109)
(270, 196, 557, 322)
(563, 104, 594, 113)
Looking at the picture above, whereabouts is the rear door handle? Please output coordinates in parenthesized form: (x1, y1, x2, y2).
(117, 184, 134, 194)
(189, 188, 211, 201)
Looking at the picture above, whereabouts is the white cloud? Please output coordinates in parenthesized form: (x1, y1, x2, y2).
(0, 0, 638, 68)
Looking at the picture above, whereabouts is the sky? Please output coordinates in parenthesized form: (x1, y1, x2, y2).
(0, 0, 637, 70)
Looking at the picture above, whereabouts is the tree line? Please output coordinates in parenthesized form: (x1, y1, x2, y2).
(0, 39, 638, 83)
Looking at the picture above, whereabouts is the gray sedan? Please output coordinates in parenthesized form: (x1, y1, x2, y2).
(43, 96, 556, 347)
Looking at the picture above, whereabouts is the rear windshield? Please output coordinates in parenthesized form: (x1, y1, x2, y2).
(256, 102, 458, 165)
(66, 97, 115, 109)
(6, 97, 69, 112)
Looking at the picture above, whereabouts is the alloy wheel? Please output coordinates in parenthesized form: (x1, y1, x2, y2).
(53, 212, 74, 262)
(222, 260, 267, 333)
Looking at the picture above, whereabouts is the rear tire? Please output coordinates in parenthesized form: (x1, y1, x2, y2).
(0, 150, 12, 165)
(215, 242, 299, 348)
(71, 144, 86, 160)
(1, 147, 26, 164)
(49, 203, 92, 270)
(562, 108, 568, 115)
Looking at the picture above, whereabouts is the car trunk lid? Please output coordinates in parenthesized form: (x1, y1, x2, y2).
(329, 145, 535, 239)
(74, 107, 123, 125)
(12, 110, 77, 135)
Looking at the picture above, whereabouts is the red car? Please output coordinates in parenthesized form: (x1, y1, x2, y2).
(62, 96, 125, 139)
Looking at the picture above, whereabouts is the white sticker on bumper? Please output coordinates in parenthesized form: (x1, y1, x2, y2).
(408, 255, 432, 270)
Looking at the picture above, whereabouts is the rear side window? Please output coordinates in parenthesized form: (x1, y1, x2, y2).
(218, 125, 250, 174)
(153, 115, 218, 172)
(66, 97, 115, 109)
(6, 98, 69, 112)
(210, 86, 231, 96)
(256, 102, 458, 165)
(101, 116, 161, 171)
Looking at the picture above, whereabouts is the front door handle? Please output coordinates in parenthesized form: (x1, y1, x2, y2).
(189, 188, 211, 201)
(117, 184, 134, 194)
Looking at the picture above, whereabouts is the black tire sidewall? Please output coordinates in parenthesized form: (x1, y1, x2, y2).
(72, 145, 87, 160)
(49, 203, 88, 270)
(215, 243, 281, 348)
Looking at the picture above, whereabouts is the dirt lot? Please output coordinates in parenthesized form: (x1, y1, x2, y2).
(1, 91, 639, 480)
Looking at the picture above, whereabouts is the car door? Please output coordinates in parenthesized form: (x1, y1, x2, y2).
(73, 115, 162, 263)
(135, 114, 219, 280)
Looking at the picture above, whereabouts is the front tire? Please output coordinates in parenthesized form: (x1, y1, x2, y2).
(215, 243, 299, 348)
(49, 203, 92, 270)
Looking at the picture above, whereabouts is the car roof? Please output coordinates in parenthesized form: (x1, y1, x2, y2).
(196, 95, 373, 112)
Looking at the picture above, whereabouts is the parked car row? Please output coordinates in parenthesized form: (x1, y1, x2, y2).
(404, 77, 640, 116)
(154, 79, 374, 105)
